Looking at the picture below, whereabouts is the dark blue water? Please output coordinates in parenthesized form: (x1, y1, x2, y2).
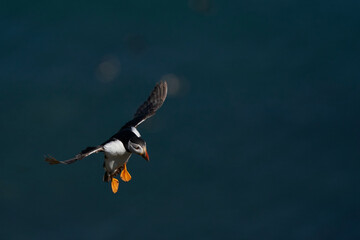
(1, 1, 360, 239)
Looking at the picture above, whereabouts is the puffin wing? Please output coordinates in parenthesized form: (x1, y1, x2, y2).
(123, 81, 168, 128)
(45, 146, 104, 165)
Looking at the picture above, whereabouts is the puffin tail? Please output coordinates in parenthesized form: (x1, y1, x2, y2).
(103, 172, 111, 182)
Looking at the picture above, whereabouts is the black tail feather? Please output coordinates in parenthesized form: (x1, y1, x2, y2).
(103, 172, 110, 182)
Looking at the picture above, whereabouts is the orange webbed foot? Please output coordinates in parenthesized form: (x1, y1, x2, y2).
(120, 164, 132, 182)
(111, 178, 119, 194)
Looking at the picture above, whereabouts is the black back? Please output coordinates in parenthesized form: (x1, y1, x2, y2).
(102, 128, 144, 152)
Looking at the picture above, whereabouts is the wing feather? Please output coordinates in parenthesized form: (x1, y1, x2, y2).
(45, 146, 104, 165)
(123, 81, 168, 128)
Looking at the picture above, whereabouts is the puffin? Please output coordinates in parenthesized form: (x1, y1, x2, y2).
(45, 81, 168, 193)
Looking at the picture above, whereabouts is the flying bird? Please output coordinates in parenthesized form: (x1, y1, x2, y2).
(45, 81, 168, 193)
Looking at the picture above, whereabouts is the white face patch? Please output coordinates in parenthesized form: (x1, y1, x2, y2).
(131, 126, 141, 137)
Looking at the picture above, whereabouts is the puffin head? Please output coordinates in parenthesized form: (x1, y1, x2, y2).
(128, 136, 149, 161)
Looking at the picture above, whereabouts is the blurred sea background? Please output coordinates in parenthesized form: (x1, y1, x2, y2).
(1, 1, 360, 239)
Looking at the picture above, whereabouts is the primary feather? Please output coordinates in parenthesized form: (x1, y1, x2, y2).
(123, 81, 168, 128)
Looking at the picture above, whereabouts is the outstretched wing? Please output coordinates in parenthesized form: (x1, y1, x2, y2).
(45, 146, 104, 165)
(122, 81, 168, 128)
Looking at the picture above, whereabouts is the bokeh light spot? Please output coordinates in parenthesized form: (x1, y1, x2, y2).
(96, 55, 121, 82)
(160, 73, 181, 96)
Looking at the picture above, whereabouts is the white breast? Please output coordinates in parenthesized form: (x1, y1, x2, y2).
(103, 140, 131, 174)
(103, 140, 127, 155)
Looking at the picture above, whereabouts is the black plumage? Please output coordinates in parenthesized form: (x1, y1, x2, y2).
(122, 81, 168, 128)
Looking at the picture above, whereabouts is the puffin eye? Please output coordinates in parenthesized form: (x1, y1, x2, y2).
(134, 145, 140, 150)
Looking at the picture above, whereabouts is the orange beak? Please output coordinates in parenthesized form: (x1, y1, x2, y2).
(142, 147, 149, 161)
